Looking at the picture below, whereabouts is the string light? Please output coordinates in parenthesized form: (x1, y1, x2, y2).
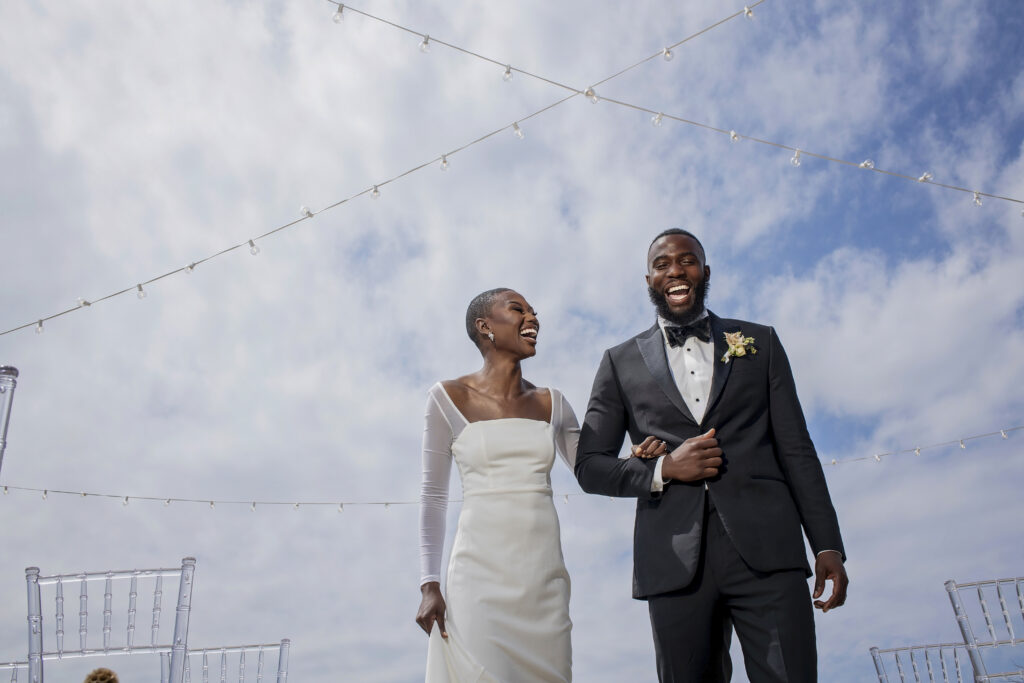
(502, 65, 512, 81)
(512, 122, 524, 139)
(973, 191, 982, 206)
(918, 172, 933, 182)
(8, 0, 1023, 340)
(136, 284, 146, 300)
(584, 87, 599, 103)
(419, 34, 430, 52)
(300, 206, 313, 218)
(2, 426, 1017, 512)
(332, 4, 344, 23)
(35, 320, 43, 334)
(371, 185, 381, 199)
(439, 154, 448, 171)
(185, 263, 196, 274)
(790, 149, 802, 167)
(76, 298, 91, 308)
(744, 5, 754, 18)
(662, 47, 673, 61)
(248, 240, 260, 256)
(730, 130, 740, 142)
(651, 112, 663, 127)
(859, 159, 875, 169)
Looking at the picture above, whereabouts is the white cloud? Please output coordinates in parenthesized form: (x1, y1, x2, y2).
(0, 0, 1021, 680)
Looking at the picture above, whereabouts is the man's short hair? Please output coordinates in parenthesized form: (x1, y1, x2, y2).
(648, 228, 706, 262)
(465, 288, 512, 345)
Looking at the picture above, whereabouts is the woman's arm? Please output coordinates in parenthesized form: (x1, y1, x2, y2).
(416, 391, 453, 637)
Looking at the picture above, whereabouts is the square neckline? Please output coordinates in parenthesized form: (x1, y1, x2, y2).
(435, 382, 554, 426)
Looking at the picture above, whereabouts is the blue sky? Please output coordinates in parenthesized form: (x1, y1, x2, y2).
(1, 0, 1022, 680)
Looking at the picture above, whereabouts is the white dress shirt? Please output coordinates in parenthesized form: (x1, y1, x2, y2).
(651, 313, 712, 492)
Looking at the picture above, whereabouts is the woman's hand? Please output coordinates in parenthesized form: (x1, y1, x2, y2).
(630, 435, 669, 460)
(416, 582, 448, 638)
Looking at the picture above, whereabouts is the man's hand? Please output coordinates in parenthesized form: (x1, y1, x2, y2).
(660, 428, 723, 482)
(812, 551, 848, 612)
(416, 582, 448, 638)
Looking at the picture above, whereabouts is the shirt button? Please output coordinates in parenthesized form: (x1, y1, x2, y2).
(686, 348, 691, 352)
(695, 398, 700, 402)
(690, 371, 695, 375)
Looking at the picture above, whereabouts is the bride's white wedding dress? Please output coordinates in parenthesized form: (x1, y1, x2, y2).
(420, 382, 580, 682)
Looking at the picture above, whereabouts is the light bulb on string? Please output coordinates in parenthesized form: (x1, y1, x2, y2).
(42, 490, 48, 500)
(1001, 430, 1009, 439)
(300, 206, 313, 218)
(790, 150, 801, 167)
(251, 502, 256, 511)
(332, 4, 344, 23)
(371, 185, 381, 199)
(512, 122, 524, 139)
(973, 191, 982, 206)
(662, 47, 673, 61)
(729, 130, 739, 142)
(293, 503, 300, 510)
(248, 239, 260, 256)
(164, 499, 171, 506)
(35, 320, 43, 334)
(584, 88, 598, 103)
(209, 501, 215, 509)
(440, 154, 448, 171)
(859, 159, 874, 169)
(959, 440, 966, 449)
(337, 503, 344, 513)
(502, 65, 512, 81)
(136, 284, 146, 300)
(652, 112, 663, 127)
(914, 448, 921, 456)
(743, 6, 754, 18)
(123, 496, 129, 506)
(76, 298, 91, 308)
(419, 35, 430, 52)
(185, 263, 196, 274)
(918, 172, 933, 182)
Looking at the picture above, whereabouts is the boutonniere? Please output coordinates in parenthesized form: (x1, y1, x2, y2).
(721, 331, 757, 363)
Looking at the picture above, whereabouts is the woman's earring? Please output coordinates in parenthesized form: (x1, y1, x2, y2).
(487, 332, 495, 343)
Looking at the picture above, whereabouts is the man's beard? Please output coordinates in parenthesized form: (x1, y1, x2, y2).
(648, 278, 710, 327)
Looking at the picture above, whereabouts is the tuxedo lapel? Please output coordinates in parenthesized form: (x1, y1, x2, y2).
(706, 312, 734, 416)
(636, 323, 698, 425)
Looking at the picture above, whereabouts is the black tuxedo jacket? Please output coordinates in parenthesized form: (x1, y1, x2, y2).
(575, 312, 845, 599)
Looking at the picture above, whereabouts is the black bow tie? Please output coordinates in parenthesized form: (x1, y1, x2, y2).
(665, 318, 711, 347)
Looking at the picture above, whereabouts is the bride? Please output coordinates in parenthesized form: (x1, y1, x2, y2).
(415, 287, 580, 682)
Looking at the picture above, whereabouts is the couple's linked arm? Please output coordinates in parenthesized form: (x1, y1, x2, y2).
(574, 350, 660, 499)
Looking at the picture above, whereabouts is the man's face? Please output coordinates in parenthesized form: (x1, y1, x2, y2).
(646, 234, 710, 325)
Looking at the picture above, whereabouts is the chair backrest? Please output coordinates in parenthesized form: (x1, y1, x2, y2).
(945, 577, 1024, 681)
(0, 662, 29, 683)
(158, 640, 290, 683)
(870, 643, 973, 683)
(24, 557, 195, 683)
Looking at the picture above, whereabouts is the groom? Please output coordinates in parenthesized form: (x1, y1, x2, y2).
(575, 229, 848, 682)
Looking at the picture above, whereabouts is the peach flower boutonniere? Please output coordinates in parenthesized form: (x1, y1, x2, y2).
(721, 331, 757, 363)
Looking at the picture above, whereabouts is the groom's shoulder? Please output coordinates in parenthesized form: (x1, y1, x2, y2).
(605, 323, 659, 356)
